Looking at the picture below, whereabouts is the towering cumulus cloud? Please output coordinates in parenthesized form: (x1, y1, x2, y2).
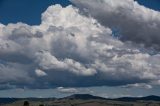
(0, 3, 160, 89)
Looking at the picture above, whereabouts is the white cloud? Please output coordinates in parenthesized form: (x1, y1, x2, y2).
(0, 3, 160, 89)
(35, 51, 96, 76)
(57, 87, 78, 93)
(35, 69, 47, 77)
(122, 83, 153, 89)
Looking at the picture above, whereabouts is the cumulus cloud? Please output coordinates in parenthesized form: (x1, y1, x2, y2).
(70, 0, 160, 51)
(0, 3, 160, 89)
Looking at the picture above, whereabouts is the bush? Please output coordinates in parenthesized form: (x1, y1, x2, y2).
(39, 104, 44, 106)
(23, 101, 29, 106)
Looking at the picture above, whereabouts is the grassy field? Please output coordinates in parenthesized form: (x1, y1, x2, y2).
(3, 99, 160, 106)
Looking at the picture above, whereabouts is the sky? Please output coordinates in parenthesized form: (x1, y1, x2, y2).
(0, 0, 160, 25)
(0, 0, 160, 98)
(0, 0, 71, 25)
(137, 0, 160, 11)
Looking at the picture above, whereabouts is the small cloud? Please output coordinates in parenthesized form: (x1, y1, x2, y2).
(57, 87, 78, 93)
(122, 83, 152, 89)
(35, 69, 47, 77)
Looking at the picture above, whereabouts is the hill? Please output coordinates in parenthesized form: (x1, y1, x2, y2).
(1, 94, 160, 106)
(62, 94, 106, 100)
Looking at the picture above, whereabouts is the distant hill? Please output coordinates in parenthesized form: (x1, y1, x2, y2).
(0, 98, 20, 104)
(0, 94, 160, 105)
(62, 94, 106, 100)
(63, 94, 160, 102)
(113, 95, 160, 102)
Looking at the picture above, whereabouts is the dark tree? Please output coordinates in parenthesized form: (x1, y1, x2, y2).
(39, 104, 44, 106)
(23, 101, 29, 106)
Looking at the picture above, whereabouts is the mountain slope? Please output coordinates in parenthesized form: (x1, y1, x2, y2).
(62, 94, 106, 100)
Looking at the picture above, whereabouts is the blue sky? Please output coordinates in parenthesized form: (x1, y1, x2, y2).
(137, 0, 160, 11)
(0, 0, 159, 25)
(0, 0, 160, 98)
(0, 0, 71, 25)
